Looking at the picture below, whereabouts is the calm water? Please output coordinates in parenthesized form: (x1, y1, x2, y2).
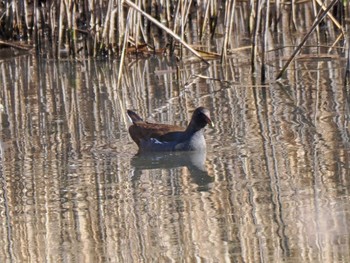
(0, 54, 349, 262)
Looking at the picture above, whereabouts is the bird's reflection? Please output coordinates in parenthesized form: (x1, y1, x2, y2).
(130, 151, 213, 191)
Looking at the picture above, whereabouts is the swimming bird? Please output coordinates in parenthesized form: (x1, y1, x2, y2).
(127, 107, 213, 152)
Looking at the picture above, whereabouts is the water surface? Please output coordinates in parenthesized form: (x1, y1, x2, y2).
(0, 54, 349, 262)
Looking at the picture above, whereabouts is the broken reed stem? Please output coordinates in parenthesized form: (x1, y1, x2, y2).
(0, 40, 32, 51)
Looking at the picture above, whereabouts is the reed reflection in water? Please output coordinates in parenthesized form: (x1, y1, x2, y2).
(0, 55, 349, 262)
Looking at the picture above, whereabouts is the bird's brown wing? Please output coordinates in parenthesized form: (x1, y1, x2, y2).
(129, 121, 185, 146)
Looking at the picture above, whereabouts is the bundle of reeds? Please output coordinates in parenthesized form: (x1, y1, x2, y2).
(0, 0, 347, 78)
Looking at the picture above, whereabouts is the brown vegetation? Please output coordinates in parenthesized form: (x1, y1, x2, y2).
(0, 0, 347, 79)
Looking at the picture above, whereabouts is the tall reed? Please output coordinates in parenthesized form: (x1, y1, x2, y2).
(0, 0, 347, 77)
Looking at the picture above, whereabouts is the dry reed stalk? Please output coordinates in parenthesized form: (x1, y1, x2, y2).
(182, 0, 195, 55)
(221, 0, 230, 62)
(0, 0, 346, 71)
(276, 0, 339, 80)
(311, 0, 321, 44)
(102, 0, 113, 50)
(227, 0, 236, 48)
(65, 0, 73, 56)
(328, 33, 343, 53)
(221, 0, 235, 63)
(117, 10, 131, 92)
(15, 1, 22, 36)
(116, 9, 132, 127)
(87, 0, 95, 56)
(261, 0, 270, 83)
(250, 0, 261, 73)
(315, 0, 343, 34)
(172, 0, 181, 54)
(124, 0, 208, 64)
(0, 40, 32, 51)
(72, 0, 77, 56)
(183, 0, 192, 37)
(345, 36, 350, 85)
(180, 0, 185, 41)
(58, 1, 65, 58)
(131, 0, 141, 51)
(291, 0, 297, 30)
(275, 0, 280, 29)
(200, 1, 211, 40)
(118, 0, 125, 53)
(165, 0, 171, 26)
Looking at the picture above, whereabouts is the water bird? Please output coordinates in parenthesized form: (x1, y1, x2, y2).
(127, 107, 213, 152)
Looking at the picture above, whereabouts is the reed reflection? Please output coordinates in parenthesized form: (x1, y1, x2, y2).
(130, 151, 213, 191)
(0, 50, 349, 262)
